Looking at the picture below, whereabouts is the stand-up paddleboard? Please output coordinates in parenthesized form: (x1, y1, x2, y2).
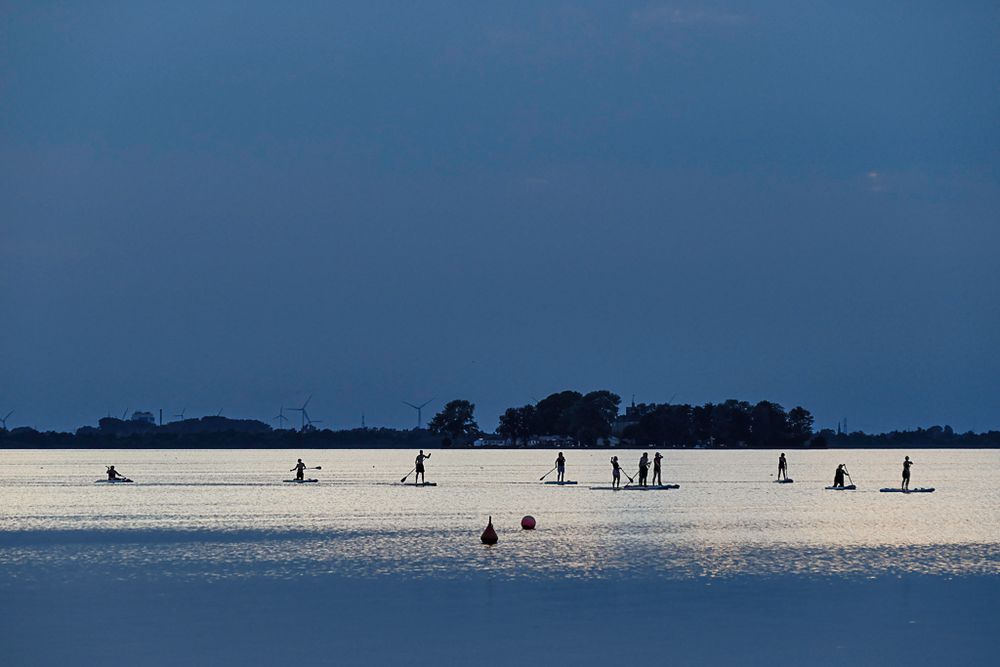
(774, 479, 794, 484)
(825, 484, 857, 490)
(880, 487, 934, 493)
(589, 484, 680, 491)
(95, 478, 133, 484)
(401, 482, 437, 487)
(543, 480, 578, 485)
(283, 479, 319, 483)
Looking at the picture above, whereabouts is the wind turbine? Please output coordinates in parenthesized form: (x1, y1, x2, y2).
(273, 407, 289, 429)
(288, 395, 315, 431)
(121, 408, 129, 420)
(402, 398, 434, 429)
(0, 410, 13, 430)
(174, 408, 186, 421)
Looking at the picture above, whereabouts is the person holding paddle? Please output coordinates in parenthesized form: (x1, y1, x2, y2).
(555, 452, 566, 483)
(106, 465, 125, 481)
(652, 452, 663, 486)
(415, 450, 431, 484)
(778, 453, 788, 481)
(833, 464, 847, 488)
(290, 459, 307, 481)
(611, 456, 622, 489)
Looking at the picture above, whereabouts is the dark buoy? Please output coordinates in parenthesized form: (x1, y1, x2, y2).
(521, 515, 536, 530)
(481, 516, 498, 545)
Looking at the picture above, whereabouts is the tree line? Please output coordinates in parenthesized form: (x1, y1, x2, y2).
(486, 392, 817, 448)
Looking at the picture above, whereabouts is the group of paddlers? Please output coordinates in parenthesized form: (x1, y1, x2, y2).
(608, 452, 664, 489)
(779, 453, 918, 489)
(103, 452, 920, 489)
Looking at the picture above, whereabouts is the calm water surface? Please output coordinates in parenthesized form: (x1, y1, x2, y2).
(1, 449, 998, 580)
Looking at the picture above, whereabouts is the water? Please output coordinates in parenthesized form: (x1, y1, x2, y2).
(1, 448, 998, 581)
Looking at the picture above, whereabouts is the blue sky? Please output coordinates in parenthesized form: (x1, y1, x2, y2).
(2, 1, 998, 432)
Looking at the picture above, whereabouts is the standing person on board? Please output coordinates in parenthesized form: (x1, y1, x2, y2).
(652, 452, 663, 486)
(290, 458, 306, 481)
(833, 464, 847, 488)
(611, 456, 622, 489)
(106, 465, 125, 481)
(778, 453, 788, 481)
(638, 452, 650, 487)
(555, 451, 566, 483)
(415, 450, 431, 484)
(902, 456, 913, 491)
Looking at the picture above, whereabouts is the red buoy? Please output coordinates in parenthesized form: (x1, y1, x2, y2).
(481, 516, 498, 545)
(521, 515, 536, 530)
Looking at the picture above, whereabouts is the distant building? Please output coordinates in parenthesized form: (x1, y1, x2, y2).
(131, 411, 156, 425)
(473, 434, 508, 447)
(612, 401, 655, 436)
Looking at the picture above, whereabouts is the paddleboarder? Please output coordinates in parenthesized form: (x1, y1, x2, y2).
(833, 464, 847, 488)
(106, 465, 125, 481)
(611, 456, 622, 489)
(555, 451, 566, 483)
(652, 452, 663, 486)
(778, 453, 788, 481)
(902, 456, 913, 490)
(415, 450, 431, 484)
(290, 458, 306, 481)
(638, 452, 650, 487)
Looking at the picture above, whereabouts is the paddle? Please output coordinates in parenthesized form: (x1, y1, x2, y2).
(400, 467, 416, 483)
(539, 466, 557, 481)
(843, 466, 854, 487)
(621, 469, 638, 488)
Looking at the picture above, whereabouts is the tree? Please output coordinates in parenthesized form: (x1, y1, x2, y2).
(428, 400, 480, 446)
(787, 406, 814, 444)
(497, 405, 537, 446)
(750, 401, 789, 447)
(534, 391, 582, 435)
(638, 403, 692, 446)
(566, 390, 621, 446)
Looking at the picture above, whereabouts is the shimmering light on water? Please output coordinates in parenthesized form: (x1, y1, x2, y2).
(1, 449, 998, 580)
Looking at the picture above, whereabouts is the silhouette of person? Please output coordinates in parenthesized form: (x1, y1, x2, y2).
(611, 456, 621, 489)
(778, 453, 788, 481)
(106, 465, 124, 481)
(638, 452, 650, 487)
(652, 452, 663, 486)
(555, 451, 566, 482)
(902, 456, 913, 490)
(833, 464, 846, 488)
(415, 450, 431, 484)
(290, 459, 306, 480)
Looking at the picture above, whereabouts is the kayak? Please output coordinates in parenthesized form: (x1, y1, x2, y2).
(589, 484, 680, 491)
(543, 480, 578, 485)
(880, 487, 935, 493)
(283, 479, 318, 483)
(825, 485, 857, 490)
(95, 478, 133, 484)
(774, 479, 794, 484)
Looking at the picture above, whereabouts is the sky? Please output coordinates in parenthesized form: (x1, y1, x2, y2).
(1, 1, 998, 434)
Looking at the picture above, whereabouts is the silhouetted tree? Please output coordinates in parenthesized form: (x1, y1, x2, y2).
(566, 390, 621, 446)
(787, 406, 815, 443)
(428, 400, 480, 446)
(498, 405, 537, 446)
(534, 391, 582, 435)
